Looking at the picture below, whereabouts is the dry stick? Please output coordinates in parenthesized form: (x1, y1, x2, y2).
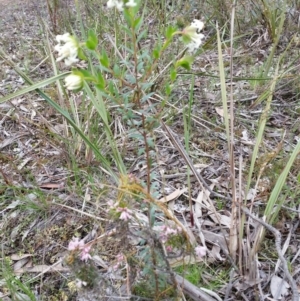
(228, 0, 238, 263)
(161, 122, 299, 301)
(224, 268, 235, 301)
(161, 121, 233, 255)
(174, 274, 217, 301)
(240, 206, 299, 301)
(161, 121, 231, 202)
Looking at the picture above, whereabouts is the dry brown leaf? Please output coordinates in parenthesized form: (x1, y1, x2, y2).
(11, 254, 32, 261)
(208, 212, 231, 228)
(17, 263, 69, 275)
(20, 105, 29, 112)
(202, 230, 229, 255)
(241, 129, 255, 145)
(194, 188, 206, 218)
(0, 291, 11, 301)
(246, 188, 257, 200)
(158, 188, 187, 203)
(0, 134, 26, 149)
(210, 245, 224, 261)
(22, 218, 38, 241)
(215, 107, 224, 117)
(92, 255, 109, 269)
(168, 254, 200, 267)
(270, 275, 290, 299)
(31, 109, 36, 119)
(194, 201, 202, 219)
(13, 257, 32, 276)
(39, 182, 64, 189)
(17, 157, 32, 170)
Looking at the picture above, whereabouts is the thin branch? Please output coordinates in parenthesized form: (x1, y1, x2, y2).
(161, 121, 231, 201)
(240, 206, 299, 301)
(224, 268, 235, 301)
(174, 274, 218, 301)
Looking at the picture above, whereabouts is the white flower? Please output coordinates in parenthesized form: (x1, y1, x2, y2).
(75, 279, 88, 288)
(107, 0, 124, 11)
(64, 74, 83, 90)
(183, 19, 205, 54)
(125, 0, 137, 7)
(190, 19, 204, 32)
(54, 33, 79, 66)
(195, 245, 207, 258)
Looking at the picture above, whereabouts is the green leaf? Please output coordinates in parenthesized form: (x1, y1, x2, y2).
(152, 38, 162, 59)
(141, 92, 155, 103)
(100, 50, 110, 68)
(165, 83, 172, 96)
(123, 8, 132, 26)
(133, 16, 143, 31)
(153, 48, 160, 59)
(146, 137, 154, 148)
(138, 148, 145, 156)
(181, 34, 192, 44)
(175, 56, 193, 70)
(113, 64, 121, 77)
(77, 47, 87, 61)
(75, 69, 91, 78)
(0, 73, 70, 104)
(170, 66, 177, 81)
(96, 73, 106, 89)
(108, 80, 115, 95)
(150, 204, 157, 227)
(266, 138, 300, 225)
(165, 26, 176, 39)
(86, 29, 98, 50)
(136, 29, 147, 43)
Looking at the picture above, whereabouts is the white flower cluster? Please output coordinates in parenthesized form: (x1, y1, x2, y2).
(54, 33, 79, 66)
(184, 19, 205, 54)
(64, 74, 82, 90)
(107, 0, 137, 11)
(54, 33, 83, 90)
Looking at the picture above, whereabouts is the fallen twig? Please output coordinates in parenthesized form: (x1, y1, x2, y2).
(174, 273, 218, 301)
(241, 206, 299, 301)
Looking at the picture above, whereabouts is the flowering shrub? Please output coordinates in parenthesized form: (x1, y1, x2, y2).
(68, 237, 92, 262)
(66, 176, 207, 297)
(54, 0, 206, 298)
(116, 206, 133, 221)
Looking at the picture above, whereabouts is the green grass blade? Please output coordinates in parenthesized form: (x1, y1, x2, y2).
(83, 81, 126, 174)
(0, 48, 118, 183)
(0, 73, 69, 104)
(265, 139, 300, 224)
(246, 67, 279, 194)
(216, 24, 230, 150)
